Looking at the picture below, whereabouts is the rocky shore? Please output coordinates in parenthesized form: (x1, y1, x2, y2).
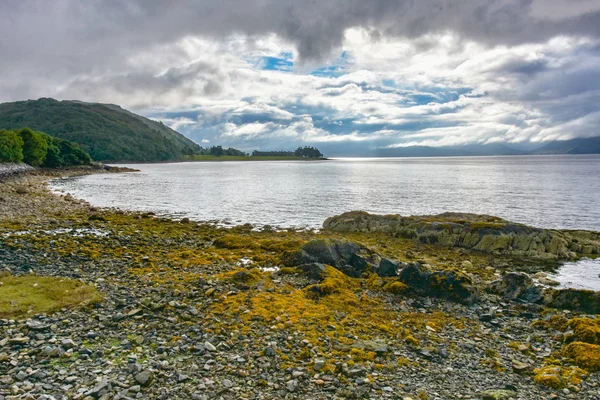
(1, 170, 600, 400)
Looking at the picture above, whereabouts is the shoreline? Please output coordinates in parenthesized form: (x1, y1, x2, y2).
(1, 170, 600, 399)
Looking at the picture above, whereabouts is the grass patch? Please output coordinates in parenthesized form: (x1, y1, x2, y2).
(0, 275, 102, 318)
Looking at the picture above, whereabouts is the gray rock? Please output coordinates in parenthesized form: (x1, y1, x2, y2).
(85, 380, 112, 398)
(376, 258, 399, 277)
(285, 239, 379, 278)
(314, 358, 326, 371)
(488, 272, 543, 303)
(204, 341, 217, 352)
(286, 379, 298, 392)
(134, 370, 153, 386)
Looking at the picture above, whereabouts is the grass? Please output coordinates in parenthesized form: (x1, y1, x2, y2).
(184, 155, 326, 162)
(0, 274, 102, 318)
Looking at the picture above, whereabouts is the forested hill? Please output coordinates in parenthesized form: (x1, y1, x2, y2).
(0, 98, 201, 162)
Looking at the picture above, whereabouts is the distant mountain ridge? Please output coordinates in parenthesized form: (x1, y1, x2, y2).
(377, 137, 600, 158)
(0, 98, 201, 162)
(533, 136, 600, 155)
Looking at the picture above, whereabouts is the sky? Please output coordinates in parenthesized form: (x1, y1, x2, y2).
(1, 1, 600, 156)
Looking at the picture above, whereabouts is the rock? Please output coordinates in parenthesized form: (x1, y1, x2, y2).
(286, 379, 298, 392)
(222, 379, 233, 388)
(487, 272, 543, 303)
(61, 338, 76, 349)
(85, 380, 112, 398)
(479, 314, 493, 322)
(398, 263, 479, 304)
(134, 370, 153, 386)
(285, 239, 379, 278)
(25, 320, 50, 331)
(538, 277, 560, 286)
(323, 211, 600, 259)
(8, 336, 30, 345)
(481, 389, 518, 400)
(543, 288, 600, 314)
(264, 346, 276, 357)
(511, 359, 530, 373)
(376, 258, 399, 277)
(314, 358, 326, 371)
(295, 263, 327, 280)
(204, 341, 217, 352)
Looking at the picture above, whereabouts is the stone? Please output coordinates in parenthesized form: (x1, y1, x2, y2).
(204, 341, 217, 352)
(479, 314, 493, 322)
(264, 346, 276, 357)
(314, 358, 326, 371)
(481, 389, 518, 400)
(376, 258, 399, 277)
(85, 380, 112, 398)
(296, 263, 327, 280)
(511, 359, 530, 373)
(8, 337, 30, 345)
(487, 272, 543, 303)
(285, 239, 379, 278)
(398, 263, 479, 304)
(286, 379, 298, 392)
(134, 370, 153, 386)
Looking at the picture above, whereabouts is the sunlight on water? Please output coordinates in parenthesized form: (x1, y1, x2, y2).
(51, 155, 600, 230)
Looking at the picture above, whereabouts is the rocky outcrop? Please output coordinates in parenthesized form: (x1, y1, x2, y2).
(487, 272, 544, 303)
(488, 272, 600, 313)
(323, 211, 600, 260)
(286, 239, 479, 304)
(285, 238, 380, 277)
(398, 264, 479, 304)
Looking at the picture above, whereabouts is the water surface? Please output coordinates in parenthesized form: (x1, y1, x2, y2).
(52, 155, 600, 231)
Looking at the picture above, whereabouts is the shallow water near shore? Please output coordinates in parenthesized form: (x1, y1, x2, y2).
(51, 154, 600, 231)
(550, 258, 600, 291)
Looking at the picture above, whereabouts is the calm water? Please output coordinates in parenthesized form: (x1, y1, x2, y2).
(51, 155, 600, 231)
(550, 258, 600, 291)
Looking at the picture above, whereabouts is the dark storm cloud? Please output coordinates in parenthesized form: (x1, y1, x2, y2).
(2, 0, 600, 65)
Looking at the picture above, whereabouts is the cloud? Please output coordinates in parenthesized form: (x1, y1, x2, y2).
(1, 1, 599, 154)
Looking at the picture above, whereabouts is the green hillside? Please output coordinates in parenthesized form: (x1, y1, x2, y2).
(0, 98, 201, 162)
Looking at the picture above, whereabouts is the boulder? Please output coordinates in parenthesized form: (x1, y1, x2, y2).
(398, 263, 479, 304)
(487, 272, 544, 303)
(296, 263, 327, 281)
(543, 288, 600, 314)
(286, 239, 379, 278)
(376, 258, 399, 277)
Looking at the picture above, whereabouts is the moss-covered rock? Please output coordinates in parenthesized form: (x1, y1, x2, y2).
(323, 211, 600, 260)
(285, 238, 380, 278)
(487, 272, 543, 303)
(563, 342, 600, 371)
(398, 263, 479, 304)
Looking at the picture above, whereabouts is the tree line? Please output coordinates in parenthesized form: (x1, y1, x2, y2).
(199, 146, 246, 157)
(0, 128, 92, 167)
(252, 147, 323, 158)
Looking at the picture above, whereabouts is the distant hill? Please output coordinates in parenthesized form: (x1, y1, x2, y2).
(0, 98, 201, 162)
(376, 143, 527, 157)
(374, 137, 600, 158)
(533, 136, 600, 155)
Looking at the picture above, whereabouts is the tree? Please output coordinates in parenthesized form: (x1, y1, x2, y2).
(0, 129, 24, 163)
(209, 146, 224, 156)
(18, 128, 48, 166)
(294, 146, 323, 159)
(40, 133, 92, 167)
